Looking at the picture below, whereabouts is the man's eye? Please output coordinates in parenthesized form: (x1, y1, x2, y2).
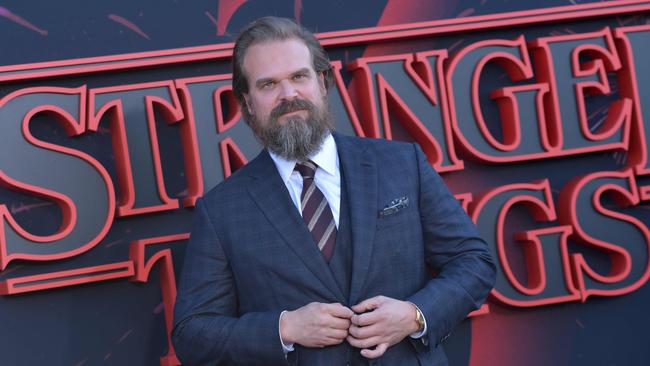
(261, 81, 275, 89)
(293, 74, 307, 81)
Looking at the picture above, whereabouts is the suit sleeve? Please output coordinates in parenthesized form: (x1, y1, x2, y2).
(406, 144, 496, 347)
(172, 198, 289, 366)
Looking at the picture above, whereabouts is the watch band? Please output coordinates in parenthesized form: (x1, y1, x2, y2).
(410, 302, 425, 333)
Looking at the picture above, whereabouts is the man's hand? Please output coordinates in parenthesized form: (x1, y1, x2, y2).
(280, 302, 354, 348)
(347, 296, 420, 359)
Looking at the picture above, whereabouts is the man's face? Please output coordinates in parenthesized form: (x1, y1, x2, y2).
(241, 38, 333, 161)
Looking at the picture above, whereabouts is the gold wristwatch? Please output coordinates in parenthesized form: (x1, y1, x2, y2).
(412, 303, 425, 333)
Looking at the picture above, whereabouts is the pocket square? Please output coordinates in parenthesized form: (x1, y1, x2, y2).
(378, 196, 409, 217)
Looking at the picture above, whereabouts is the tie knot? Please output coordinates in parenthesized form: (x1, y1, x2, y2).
(295, 161, 317, 179)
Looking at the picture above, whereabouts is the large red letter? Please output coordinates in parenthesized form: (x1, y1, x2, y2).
(447, 36, 554, 163)
(174, 75, 261, 206)
(530, 28, 631, 156)
(349, 51, 462, 171)
(0, 87, 114, 269)
(558, 169, 650, 301)
(471, 180, 579, 307)
(88, 81, 182, 216)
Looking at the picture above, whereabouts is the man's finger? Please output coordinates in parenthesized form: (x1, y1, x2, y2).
(326, 336, 347, 345)
(347, 334, 381, 349)
(351, 309, 383, 327)
(348, 323, 381, 340)
(351, 296, 381, 313)
(325, 303, 355, 318)
(328, 316, 351, 330)
(327, 328, 348, 340)
(360, 342, 388, 359)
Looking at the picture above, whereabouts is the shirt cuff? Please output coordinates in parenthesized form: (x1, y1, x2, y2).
(279, 310, 295, 353)
(408, 303, 428, 339)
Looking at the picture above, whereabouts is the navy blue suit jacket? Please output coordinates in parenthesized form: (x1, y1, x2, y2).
(172, 133, 495, 365)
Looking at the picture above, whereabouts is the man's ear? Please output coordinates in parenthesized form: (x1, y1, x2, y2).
(318, 71, 327, 95)
(243, 94, 253, 115)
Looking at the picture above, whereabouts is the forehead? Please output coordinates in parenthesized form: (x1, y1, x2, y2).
(242, 38, 314, 83)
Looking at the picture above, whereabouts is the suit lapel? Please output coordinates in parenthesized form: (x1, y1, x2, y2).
(245, 150, 345, 303)
(334, 134, 378, 305)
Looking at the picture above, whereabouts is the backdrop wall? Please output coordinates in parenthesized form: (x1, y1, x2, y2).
(1, 1, 649, 365)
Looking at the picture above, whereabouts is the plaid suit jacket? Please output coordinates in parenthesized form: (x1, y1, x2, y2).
(172, 133, 495, 366)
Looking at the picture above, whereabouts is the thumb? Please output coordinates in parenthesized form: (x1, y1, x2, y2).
(361, 342, 389, 359)
(352, 296, 382, 313)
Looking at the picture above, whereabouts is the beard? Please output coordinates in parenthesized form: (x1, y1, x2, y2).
(247, 97, 334, 161)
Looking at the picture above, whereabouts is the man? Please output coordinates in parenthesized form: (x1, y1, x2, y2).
(172, 16, 495, 366)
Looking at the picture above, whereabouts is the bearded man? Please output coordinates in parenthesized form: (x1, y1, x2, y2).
(172, 16, 495, 366)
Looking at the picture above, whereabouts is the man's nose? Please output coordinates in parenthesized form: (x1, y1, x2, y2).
(278, 79, 298, 100)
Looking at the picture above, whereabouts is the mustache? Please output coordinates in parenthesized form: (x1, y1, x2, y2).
(270, 98, 315, 120)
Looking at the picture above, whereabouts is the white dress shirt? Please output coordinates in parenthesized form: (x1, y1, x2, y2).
(268, 133, 340, 227)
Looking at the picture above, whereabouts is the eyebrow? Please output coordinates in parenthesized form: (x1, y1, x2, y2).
(291, 68, 311, 76)
(255, 77, 275, 88)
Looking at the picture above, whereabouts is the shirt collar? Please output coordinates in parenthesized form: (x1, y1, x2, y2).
(268, 133, 338, 183)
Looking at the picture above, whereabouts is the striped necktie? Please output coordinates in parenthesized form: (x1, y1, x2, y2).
(294, 161, 337, 262)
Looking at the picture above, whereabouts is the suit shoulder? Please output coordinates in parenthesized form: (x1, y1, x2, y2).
(336, 134, 421, 177)
(337, 134, 416, 155)
(200, 154, 259, 205)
